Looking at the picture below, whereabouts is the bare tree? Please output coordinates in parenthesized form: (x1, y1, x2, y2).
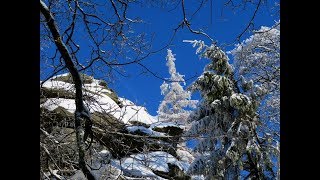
(40, 0, 167, 178)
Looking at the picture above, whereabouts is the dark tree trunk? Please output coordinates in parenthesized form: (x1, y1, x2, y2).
(40, 1, 95, 179)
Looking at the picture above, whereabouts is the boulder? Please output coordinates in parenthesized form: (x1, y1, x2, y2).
(153, 163, 191, 180)
(153, 126, 184, 136)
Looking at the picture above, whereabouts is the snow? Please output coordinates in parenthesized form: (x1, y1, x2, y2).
(50, 169, 63, 179)
(42, 73, 112, 94)
(115, 158, 159, 178)
(49, 73, 70, 79)
(83, 79, 112, 94)
(119, 98, 135, 106)
(150, 121, 185, 130)
(88, 92, 122, 116)
(114, 151, 184, 178)
(100, 149, 109, 154)
(105, 151, 189, 179)
(119, 98, 158, 125)
(126, 126, 166, 137)
(41, 96, 157, 126)
(41, 80, 75, 92)
(176, 148, 194, 171)
(191, 175, 205, 180)
(183, 40, 206, 54)
(157, 49, 197, 125)
(41, 98, 76, 113)
(41, 73, 194, 179)
(121, 105, 156, 124)
(41, 74, 158, 126)
(177, 148, 194, 163)
(84, 83, 112, 94)
(90, 161, 122, 179)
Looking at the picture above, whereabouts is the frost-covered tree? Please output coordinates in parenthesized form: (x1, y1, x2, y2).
(230, 22, 280, 133)
(184, 40, 276, 179)
(157, 49, 197, 125)
(230, 21, 280, 179)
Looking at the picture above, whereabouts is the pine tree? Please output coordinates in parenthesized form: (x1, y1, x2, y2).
(157, 49, 198, 125)
(184, 40, 274, 179)
(230, 22, 280, 138)
(230, 22, 280, 179)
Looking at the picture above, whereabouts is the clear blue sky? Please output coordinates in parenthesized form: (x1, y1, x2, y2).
(41, 0, 279, 116)
(109, 0, 279, 115)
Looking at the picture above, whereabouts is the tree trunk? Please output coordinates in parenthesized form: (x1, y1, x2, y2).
(40, 1, 95, 179)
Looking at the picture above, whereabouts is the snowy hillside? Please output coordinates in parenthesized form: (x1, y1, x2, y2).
(40, 73, 194, 179)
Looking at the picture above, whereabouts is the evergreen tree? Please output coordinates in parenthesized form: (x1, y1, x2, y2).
(184, 40, 275, 179)
(230, 22, 280, 138)
(230, 22, 280, 179)
(157, 49, 198, 125)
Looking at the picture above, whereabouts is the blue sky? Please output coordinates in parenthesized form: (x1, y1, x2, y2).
(108, 0, 279, 115)
(41, 0, 279, 116)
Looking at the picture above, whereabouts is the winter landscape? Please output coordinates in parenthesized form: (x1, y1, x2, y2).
(40, 0, 279, 179)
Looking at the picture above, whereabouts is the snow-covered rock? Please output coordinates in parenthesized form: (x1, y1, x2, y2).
(40, 73, 193, 180)
(41, 73, 157, 126)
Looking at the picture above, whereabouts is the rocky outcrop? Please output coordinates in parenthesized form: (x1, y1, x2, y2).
(92, 127, 177, 159)
(40, 73, 192, 179)
(40, 87, 75, 99)
(152, 125, 184, 136)
(52, 73, 94, 84)
(40, 107, 74, 132)
(153, 163, 191, 180)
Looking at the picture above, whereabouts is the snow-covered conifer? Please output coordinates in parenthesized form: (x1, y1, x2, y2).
(185, 40, 276, 179)
(157, 49, 198, 125)
(230, 21, 280, 179)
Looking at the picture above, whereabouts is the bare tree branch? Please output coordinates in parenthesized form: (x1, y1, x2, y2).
(236, 0, 262, 41)
(40, 1, 95, 179)
(177, 0, 214, 42)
